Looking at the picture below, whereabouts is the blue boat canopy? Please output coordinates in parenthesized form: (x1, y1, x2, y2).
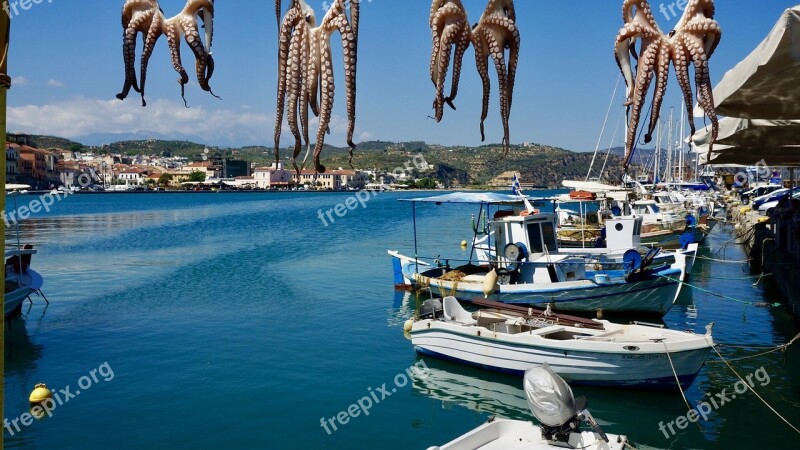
(399, 192, 526, 205)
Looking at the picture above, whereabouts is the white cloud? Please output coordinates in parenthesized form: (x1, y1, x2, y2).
(47, 79, 65, 88)
(12, 76, 30, 87)
(6, 97, 372, 148)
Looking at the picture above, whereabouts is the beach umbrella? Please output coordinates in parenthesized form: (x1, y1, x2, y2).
(695, 6, 800, 120)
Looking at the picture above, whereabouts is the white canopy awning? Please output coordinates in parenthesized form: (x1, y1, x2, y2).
(696, 6, 800, 120)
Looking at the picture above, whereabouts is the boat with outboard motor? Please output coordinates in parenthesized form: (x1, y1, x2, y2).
(426, 363, 628, 450)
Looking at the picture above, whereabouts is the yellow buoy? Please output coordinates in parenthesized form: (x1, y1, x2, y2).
(482, 268, 498, 298)
(29, 383, 53, 404)
(403, 319, 414, 332)
(758, 217, 770, 223)
(739, 206, 751, 214)
(460, 240, 468, 248)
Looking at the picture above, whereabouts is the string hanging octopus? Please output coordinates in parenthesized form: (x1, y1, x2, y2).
(429, 0, 520, 156)
(117, 0, 219, 107)
(274, 0, 360, 174)
(614, 0, 721, 169)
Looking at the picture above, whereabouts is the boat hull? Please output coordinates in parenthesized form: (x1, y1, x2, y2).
(411, 326, 710, 390)
(4, 269, 43, 317)
(421, 270, 681, 316)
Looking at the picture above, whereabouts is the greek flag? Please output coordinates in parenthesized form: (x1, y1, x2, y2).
(511, 174, 521, 195)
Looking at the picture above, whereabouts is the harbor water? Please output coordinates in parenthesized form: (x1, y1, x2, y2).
(4, 191, 799, 449)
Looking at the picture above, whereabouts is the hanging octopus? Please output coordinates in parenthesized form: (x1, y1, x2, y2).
(472, 0, 520, 155)
(164, 0, 219, 107)
(429, 0, 471, 123)
(428, 0, 520, 156)
(614, 0, 721, 169)
(273, 0, 360, 174)
(117, 0, 217, 107)
(117, 0, 164, 106)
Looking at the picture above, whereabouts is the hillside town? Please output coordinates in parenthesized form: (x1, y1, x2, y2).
(3, 138, 430, 191)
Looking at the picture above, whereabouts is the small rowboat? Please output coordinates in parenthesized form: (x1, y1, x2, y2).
(410, 296, 714, 390)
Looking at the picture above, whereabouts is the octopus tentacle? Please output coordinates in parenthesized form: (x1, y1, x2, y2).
(444, 25, 471, 111)
(433, 24, 459, 122)
(472, 27, 492, 143)
(644, 43, 669, 143)
(274, 8, 302, 163)
(138, 11, 165, 107)
(287, 21, 306, 171)
(163, 21, 191, 107)
(313, 35, 335, 174)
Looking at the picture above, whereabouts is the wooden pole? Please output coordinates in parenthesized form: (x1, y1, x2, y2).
(1, 8, 10, 450)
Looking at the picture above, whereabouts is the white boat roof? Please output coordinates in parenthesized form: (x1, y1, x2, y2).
(5, 184, 31, 190)
(400, 192, 526, 205)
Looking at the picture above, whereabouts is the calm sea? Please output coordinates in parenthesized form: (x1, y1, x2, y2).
(3, 191, 799, 449)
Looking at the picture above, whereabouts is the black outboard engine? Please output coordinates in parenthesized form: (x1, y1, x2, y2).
(525, 363, 609, 444)
(419, 298, 443, 320)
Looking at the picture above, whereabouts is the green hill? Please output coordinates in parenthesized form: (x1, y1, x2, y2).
(8, 134, 627, 188)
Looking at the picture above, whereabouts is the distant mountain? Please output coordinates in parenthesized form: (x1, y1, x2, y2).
(76, 131, 208, 147)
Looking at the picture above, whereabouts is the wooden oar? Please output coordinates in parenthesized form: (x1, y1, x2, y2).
(467, 297, 605, 330)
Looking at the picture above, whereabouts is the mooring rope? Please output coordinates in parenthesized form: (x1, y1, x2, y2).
(695, 255, 752, 263)
(662, 342, 703, 432)
(708, 332, 800, 364)
(657, 274, 780, 307)
(708, 342, 800, 435)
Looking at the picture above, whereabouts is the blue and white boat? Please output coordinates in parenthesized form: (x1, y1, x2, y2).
(390, 192, 691, 316)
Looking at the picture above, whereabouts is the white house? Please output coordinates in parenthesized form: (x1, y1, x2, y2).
(253, 163, 293, 189)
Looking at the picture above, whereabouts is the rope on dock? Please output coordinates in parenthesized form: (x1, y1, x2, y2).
(708, 332, 800, 363)
(709, 343, 800, 435)
(656, 274, 780, 307)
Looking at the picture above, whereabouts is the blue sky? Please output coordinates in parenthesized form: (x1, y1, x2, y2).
(5, 0, 796, 151)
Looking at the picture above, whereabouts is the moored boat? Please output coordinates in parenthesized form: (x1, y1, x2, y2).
(427, 363, 628, 450)
(390, 192, 689, 316)
(410, 296, 714, 390)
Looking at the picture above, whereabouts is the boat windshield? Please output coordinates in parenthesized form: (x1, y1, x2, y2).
(527, 221, 558, 254)
(527, 223, 544, 253)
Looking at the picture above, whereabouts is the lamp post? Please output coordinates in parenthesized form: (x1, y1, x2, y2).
(1, 9, 11, 450)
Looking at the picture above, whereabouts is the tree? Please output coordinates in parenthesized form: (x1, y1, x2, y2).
(158, 173, 173, 187)
(189, 171, 206, 182)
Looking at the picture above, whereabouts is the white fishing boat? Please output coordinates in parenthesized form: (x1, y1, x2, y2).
(427, 363, 628, 450)
(390, 192, 689, 316)
(410, 296, 714, 389)
(4, 184, 46, 317)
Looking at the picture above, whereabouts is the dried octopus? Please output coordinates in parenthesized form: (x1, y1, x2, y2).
(274, 0, 360, 174)
(117, 0, 218, 107)
(429, 0, 520, 155)
(614, 0, 721, 169)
